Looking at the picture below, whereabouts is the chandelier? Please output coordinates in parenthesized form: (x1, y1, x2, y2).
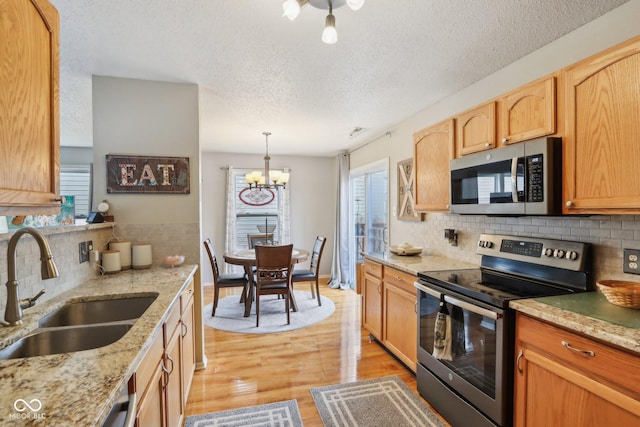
(282, 0, 366, 44)
(245, 132, 290, 190)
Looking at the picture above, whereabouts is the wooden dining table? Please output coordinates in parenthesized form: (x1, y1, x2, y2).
(223, 248, 309, 317)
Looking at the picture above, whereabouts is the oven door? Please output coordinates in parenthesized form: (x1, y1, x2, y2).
(415, 280, 509, 426)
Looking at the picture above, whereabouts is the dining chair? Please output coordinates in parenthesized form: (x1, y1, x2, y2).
(203, 238, 248, 316)
(254, 244, 294, 327)
(291, 236, 326, 306)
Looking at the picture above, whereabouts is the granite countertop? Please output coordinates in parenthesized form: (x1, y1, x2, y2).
(510, 292, 640, 354)
(364, 252, 478, 276)
(0, 264, 198, 426)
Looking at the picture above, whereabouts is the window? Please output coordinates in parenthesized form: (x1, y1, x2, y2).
(59, 164, 93, 218)
(233, 172, 281, 248)
(349, 159, 389, 286)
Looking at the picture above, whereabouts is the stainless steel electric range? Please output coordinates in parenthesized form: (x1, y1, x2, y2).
(414, 233, 593, 427)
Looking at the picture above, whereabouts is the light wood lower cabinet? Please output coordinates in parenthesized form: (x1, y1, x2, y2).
(514, 313, 640, 427)
(362, 260, 383, 340)
(133, 279, 196, 427)
(362, 259, 417, 372)
(383, 266, 417, 371)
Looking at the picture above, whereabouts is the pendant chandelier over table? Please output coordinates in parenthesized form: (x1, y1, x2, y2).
(245, 132, 290, 190)
(281, 0, 366, 44)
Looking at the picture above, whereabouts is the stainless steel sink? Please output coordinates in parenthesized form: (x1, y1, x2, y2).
(38, 295, 157, 328)
(0, 323, 134, 360)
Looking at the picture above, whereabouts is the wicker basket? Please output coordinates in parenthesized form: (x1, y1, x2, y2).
(596, 280, 640, 309)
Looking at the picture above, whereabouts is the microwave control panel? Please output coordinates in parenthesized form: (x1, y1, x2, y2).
(526, 154, 544, 202)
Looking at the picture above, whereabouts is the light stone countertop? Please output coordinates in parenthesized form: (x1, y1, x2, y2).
(510, 293, 640, 354)
(363, 252, 478, 276)
(0, 264, 198, 426)
(366, 252, 638, 355)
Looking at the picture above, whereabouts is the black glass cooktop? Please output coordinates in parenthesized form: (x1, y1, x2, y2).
(418, 268, 574, 308)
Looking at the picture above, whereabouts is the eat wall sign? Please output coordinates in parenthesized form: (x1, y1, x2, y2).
(106, 155, 190, 194)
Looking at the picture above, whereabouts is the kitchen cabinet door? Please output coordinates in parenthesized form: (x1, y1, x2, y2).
(413, 119, 455, 212)
(514, 313, 640, 427)
(383, 267, 417, 371)
(164, 325, 184, 427)
(181, 293, 196, 407)
(362, 260, 383, 340)
(456, 101, 496, 156)
(0, 0, 60, 214)
(136, 359, 166, 427)
(563, 35, 640, 214)
(500, 75, 556, 145)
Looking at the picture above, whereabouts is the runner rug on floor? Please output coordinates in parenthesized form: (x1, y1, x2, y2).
(184, 400, 304, 427)
(310, 376, 447, 427)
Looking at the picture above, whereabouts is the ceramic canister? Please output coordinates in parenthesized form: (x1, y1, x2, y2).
(132, 243, 153, 269)
(101, 250, 121, 274)
(109, 240, 132, 270)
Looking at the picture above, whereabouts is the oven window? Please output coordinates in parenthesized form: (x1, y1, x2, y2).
(419, 290, 498, 398)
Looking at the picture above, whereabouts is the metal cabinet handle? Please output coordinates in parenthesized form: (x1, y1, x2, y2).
(566, 200, 574, 207)
(181, 322, 188, 338)
(502, 138, 508, 143)
(516, 349, 524, 375)
(485, 142, 491, 147)
(161, 362, 170, 389)
(123, 392, 137, 427)
(377, 283, 381, 294)
(561, 340, 595, 357)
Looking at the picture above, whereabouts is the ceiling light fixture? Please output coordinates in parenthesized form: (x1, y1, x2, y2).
(282, 0, 365, 44)
(245, 132, 289, 190)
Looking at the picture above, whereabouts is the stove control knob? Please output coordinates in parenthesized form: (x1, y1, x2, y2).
(484, 241, 493, 249)
(544, 248, 554, 257)
(554, 249, 566, 258)
(478, 240, 485, 247)
(566, 251, 579, 261)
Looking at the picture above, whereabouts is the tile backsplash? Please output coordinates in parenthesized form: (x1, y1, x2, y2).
(402, 214, 640, 283)
(0, 222, 200, 317)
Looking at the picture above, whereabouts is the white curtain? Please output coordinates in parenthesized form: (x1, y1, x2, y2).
(329, 152, 351, 289)
(277, 182, 291, 244)
(224, 166, 238, 274)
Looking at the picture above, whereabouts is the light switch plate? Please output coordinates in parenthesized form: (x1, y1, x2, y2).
(623, 248, 640, 274)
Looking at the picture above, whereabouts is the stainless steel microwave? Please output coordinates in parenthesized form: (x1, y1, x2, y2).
(450, 137, 562, 215)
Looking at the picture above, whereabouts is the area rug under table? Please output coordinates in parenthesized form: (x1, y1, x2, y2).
(184, 400, 303, 427)
(204, 290, 335, 334)
(311, 376, 447, 427)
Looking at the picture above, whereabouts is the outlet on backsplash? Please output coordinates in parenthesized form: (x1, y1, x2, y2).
(622, 248, 640, 275)
(78, 240, 93, 263)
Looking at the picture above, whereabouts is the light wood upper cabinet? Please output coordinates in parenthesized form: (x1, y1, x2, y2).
(563, 36, 640, 214)
(514, 313, 640, 427)
(456, 101, 496, 155)
(500, 75, 556, 145)
(413, 119, 455, 212)
(0, 0, 60, 215)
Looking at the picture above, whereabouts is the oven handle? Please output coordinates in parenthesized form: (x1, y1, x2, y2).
(511, 157, 519, 202)
(414, 282, 502, 320)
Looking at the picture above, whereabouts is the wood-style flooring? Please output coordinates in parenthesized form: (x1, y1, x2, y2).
(185, 283, 447, 426)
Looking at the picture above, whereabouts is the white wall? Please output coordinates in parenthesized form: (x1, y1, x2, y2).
(92, 76, 201, 264)
(200, 152, 337, 285)
(350, 0, 640, 282)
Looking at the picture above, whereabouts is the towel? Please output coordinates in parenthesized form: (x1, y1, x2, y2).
(432, 294, 452, 361)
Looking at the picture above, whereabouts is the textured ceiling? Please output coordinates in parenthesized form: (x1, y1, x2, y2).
(51, 0, 629, 156)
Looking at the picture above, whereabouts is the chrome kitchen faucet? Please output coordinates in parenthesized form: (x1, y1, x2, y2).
(3, 227, 59, 326)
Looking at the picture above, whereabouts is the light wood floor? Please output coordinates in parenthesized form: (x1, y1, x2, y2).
(184, 283, 441, 426)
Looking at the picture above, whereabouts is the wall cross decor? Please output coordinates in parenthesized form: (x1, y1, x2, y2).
(397, 158, 422, 221)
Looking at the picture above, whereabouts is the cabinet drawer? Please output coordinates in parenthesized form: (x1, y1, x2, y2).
(164, 302, 181, 345)
(181, 277, 195, 314)
(517, 314, 640, 398)
(383, 267, 416, 293)
(364, 260, 383, 279)
(134, 329, 163, 396)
